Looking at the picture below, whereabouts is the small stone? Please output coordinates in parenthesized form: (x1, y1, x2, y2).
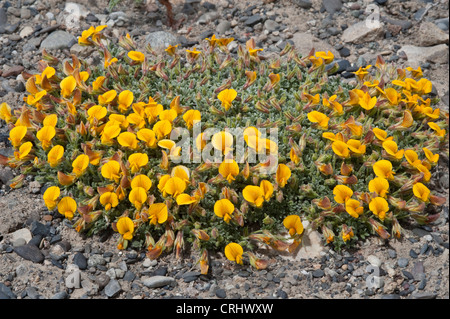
(264, 19, 279, 32)
(141, 276, 176, 288)
(366, 276, 384, 289)
(145, 31, 178, 53)
(293, 0, 312, 9)
(196, 11, 219, 25)
(341, 21, 383, 44)
(95, 274, 110, 290)
(215, 288, 226, 298)
(14, 244, 44, 263)
(51, 291, 69, 299)
(417, 22, 449, 47)
(322, 0, 343, 14)
(11, 228, 32, 245)
(312, 269, 325, 278)
(1, 65, 24, 78)
(367, 255, 382, 268)
(20, 8, 31, 19)
(245, 15, 264, 27)
(216, 21, 231, 34)
(411, 292, 437, 299)
(104, 279, 121, 298)
(410, 249, 419, 259)
(73, 252, 88, 270)
(398, 258, 409, 268)
(40, 31, 76, 50)
(387, 249, 397, 259)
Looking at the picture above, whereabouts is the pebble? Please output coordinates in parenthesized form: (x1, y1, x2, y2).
(40, 30, 76, 50)
(245, 15, 264, 27)
(65, 270, 81, 289)
(216, 21, 231, 34)
(215, 288, 226, 298)
(1, 65, 24, 78)
(13, 244, 44, 263)
(141, 276, 175, 288)
(73, 252, 88, 270)
(104, 279, 122, 298)
(398, 258, 409, 268)
(312, 269, 325, 278)
(367, 255, 382, 268)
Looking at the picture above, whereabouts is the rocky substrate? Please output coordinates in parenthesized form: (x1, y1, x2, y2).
(0, 0, 449, 300)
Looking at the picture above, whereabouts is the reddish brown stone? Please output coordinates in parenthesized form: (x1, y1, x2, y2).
(1, 65, 24, 77)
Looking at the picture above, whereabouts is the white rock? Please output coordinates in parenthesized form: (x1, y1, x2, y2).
(10, 228, 32, 245)
(141, 276, 176, 288)
(341, 21, 384, 44)
(64, 2, 90, 18)
(292, 32, 340, 58)
(19, 26, 34, 38)
(400, 44, 449, 67)
(367, 255, 382, 268)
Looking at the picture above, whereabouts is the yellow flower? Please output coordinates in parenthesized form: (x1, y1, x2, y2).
(35, 66, 55, 85)
(214, 198, 235, 223)
(87, 105, 107, 124)
(315, 51, 334, 64)
(117, 132, 138, 149)
(428, 122, 446, 138)
(382, 140, 404, 160)
(404, 150, 420, 166)
(369, 197, 389, 221)
(224, 242, 243, 265)
(158, 176, 186, 198)
(127, 51, 145, 63)
(14, 141, 33, 160)
(92, 76, 106, 91)
(9, 125, 28, 148)
(383, 88, 400, 106)
(211, 131, 234, 155)
(341, 224, 354, 242)
(372, 127, 393, 142)
(219, 159, 239, 183)
(307, 111, 329, 129)
(116, 216, 134, 241)
(0, 102, 12, 123)
(332, 140, 350, 158)
(131, 174, 152, 191)
(100, 123, 121, 145)
(109, 114, 129, 129)
(43, 114, 58, 127)
(182, 109, 201, 130)
(412, 182, 430, 202)
(345, 199, 364, 218)
(104, 56, 118, 68)
(136, 128, 157, 148)
(100, 192, 119, 211)
(423, 147, 439, 165)
(153, 120, 172, 140)
(26, 90, 47, 106)
(283, 215, 304, 237)
(373, 160, 395, 180)
(186, 47, 201, 61)
(129, 187, 147, 210)
(368, 177, 389, 198)
(47, 145, 64, 167)
(43, 186, 60, 210)
(333, 185, 353, 204)
(276, 164, 291, 188)
(159, 109, 178, 123)
(147, 203, 168, 225)
(322, 132, 344, 142)
(243, 185, 265, 208)
(118, 90, 134, 113)
(57, 196, 77, 220)
(128, 153, 148, 173)
(36, 125, 56, 150)
(406, 66, 423, 78)
(268, 73, 281, 86)
(259, 180, 274, 201)
(217, 89, 237, 111)
(165, 44, 179, 56)
(127, 112, 146, 129)
(248, 47, 263, 57)
(72, 154, 90, 177)
(98, 89, 117, 105)
(353, 65, 372, 80)
(101, 160, 121, 183)
(347, 139, 366, 155)
(359, 92, 377, 110)
(60, 76, 76, 98)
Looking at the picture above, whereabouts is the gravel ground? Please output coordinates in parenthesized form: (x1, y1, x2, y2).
(0, 0, 448, 302)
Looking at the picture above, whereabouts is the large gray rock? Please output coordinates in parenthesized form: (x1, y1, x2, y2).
(400, 44, 449, 67)
(40, 31, 76, 50)
(341, 21, 384, 44)
(14, 244, 45, 263)
(417, 22, 449, 47)
(292, 32, 340, 58)
(145, 31, 178, 52)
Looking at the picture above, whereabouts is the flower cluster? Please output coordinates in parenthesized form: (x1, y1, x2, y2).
(0, 25, 448, 272)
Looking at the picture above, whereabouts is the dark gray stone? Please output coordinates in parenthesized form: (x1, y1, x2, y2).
(0, 8, 7, 27)
(104, 279, 121, 298)
(411, 292, 437, 299)
(325, 59, 351, 74)
(30, 221, 50, 237)
(51, 291, 69, 299)
(294, 0, 312, 9)
(123, 271, 136, 282)
(14, 244, 44, 263)
(244, 15, 264, 27)
(73, 252, 88, 270)
(215, 288, 226, 298)
(0, 283, 16, 299)
(398, 258, 409, 268)
(312, 269, 325, 278)
(322, 0, 343, 14)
